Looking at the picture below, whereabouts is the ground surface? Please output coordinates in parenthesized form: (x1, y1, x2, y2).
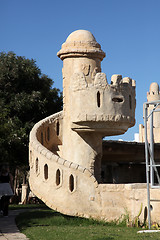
(15, 207, 160, 240)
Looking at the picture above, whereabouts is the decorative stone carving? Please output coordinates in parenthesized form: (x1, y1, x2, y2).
(81, 63, 90, 76)
(92, 66, 101, 79)
(71, 72, 87, 91)
(94, 73, 107, 88)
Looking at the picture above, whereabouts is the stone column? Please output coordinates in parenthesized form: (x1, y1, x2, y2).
(21, 184, 28, 204)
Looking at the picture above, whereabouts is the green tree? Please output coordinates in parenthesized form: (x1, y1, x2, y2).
(0, 52, 62, 170)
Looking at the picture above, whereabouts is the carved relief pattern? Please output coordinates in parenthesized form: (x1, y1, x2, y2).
(94, 73, 107, 88)
(81, 64, 90, 76)
(92, 67, 101, 80)
(71, 72, 87, 91)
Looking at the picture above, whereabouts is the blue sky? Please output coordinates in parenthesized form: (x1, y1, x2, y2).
(1, 0, 160, 141)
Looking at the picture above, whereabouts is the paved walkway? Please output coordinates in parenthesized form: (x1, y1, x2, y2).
(0, 210, 29, 240)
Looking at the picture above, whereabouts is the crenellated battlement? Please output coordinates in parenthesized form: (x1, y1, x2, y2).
(71, 73, 136, 91)
(70, 71, 135, 134)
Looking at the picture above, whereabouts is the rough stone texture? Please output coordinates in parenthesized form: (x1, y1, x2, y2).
(139, 82, 160, 143)
(30, 30, 160, 224)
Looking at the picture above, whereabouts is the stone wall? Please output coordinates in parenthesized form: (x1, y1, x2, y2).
(29, 111, 160, 223)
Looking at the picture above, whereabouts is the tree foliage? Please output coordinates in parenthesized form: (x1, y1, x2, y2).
(0, 52, 62, 169)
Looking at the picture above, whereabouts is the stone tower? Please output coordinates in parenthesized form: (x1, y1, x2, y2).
(139, 82, 160, 142)
(29, 30, 140, 222)
(57, 30, 136, 181)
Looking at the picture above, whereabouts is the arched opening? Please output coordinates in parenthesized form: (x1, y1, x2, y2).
(47, 127, 50, 142)
(56, 121, 60, 136)
(69, 174, 74, 192)
(36, 158, 38, 173)
(129, 95, 132, 109)
(56, 169, 61, 186)
(41, 132, 43, 145)
(44, 164, 48, 180)
(97, 91, 100, 108)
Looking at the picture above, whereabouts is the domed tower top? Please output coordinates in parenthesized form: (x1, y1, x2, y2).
(147, 82, 160, 101)
(57, 30, 105, 60)
(66, 29, 96, 42)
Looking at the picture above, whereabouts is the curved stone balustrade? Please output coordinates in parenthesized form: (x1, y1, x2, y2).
(29, 111, 103, 219)
(29, 115, 160, 223)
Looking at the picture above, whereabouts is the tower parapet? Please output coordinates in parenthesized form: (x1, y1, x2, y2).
(70, 73, 135, 135)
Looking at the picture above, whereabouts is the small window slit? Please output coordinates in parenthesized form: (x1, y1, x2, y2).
(112, 97, 123, 103)
(56, 169, 61, 186)
(69, 174, 74, 192)
(97, 91, 101, 107)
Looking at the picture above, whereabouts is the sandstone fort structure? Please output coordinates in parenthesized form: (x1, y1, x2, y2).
(29, 30, 160, 223)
